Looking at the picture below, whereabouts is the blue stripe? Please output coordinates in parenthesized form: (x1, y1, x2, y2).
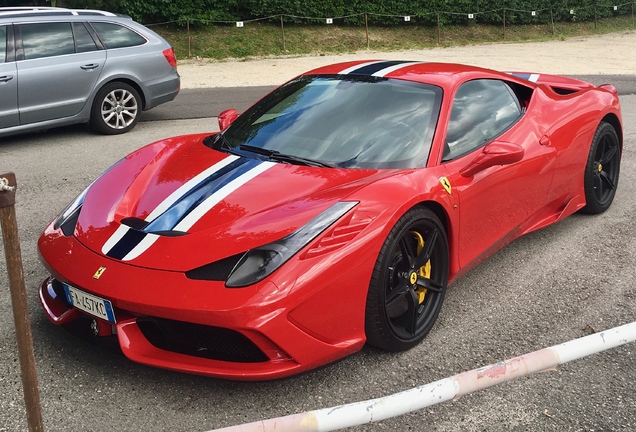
(348, 61, 411, 76)
(143, 157, 261, 233)
(510, 73, 531, 81)
(106, 229, 147, 260)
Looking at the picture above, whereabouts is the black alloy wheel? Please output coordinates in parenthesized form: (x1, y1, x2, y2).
(365, 207, 449, 352)
(582, 121, 621, 214)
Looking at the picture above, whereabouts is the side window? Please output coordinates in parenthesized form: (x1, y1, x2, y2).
(20, 22, 74, 60)
(90, 22, 146, 49)
(0, 26, 6, 63)
(444, 79, 522, 161)
(73, 22, 98, 53)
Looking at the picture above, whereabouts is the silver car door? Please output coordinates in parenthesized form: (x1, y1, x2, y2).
(0, 24, 19, 129)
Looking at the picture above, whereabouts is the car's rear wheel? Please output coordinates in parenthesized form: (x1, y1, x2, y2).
(91, 82, 141, 135)
(365, 207, 449, 351)
(581, 121, 621, 214)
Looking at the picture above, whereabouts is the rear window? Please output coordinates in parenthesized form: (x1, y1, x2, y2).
(20, 22, 74, 60)
(90, 22, 146, 49)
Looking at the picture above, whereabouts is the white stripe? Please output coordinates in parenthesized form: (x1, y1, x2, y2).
(371, 61, 422, 77)
(101, 225, 129, 255)
(174, 162, 276, 232)
(145, 154, 239, 222)
(338, 61, 385, 75)
(528, 74, 540, 83)
(121, 233, 160, 261)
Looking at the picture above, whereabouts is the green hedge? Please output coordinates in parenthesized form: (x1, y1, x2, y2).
(6, 0, 634, 25)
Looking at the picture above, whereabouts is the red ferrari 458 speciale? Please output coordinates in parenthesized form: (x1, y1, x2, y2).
(38, 61, 622, 380)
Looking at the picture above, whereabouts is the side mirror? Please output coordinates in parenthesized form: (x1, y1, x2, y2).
(218, 108, 239, 132)
(460, 141, 524, 177)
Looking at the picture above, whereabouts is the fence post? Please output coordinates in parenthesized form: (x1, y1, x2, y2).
(594, 1, 597, 30)
(365, 13, 369, 49)
(551, 8, 555, 35)
(187, 19, 191, 58)
(437, 12, 441, 45)
(280, 15, 286, 51)
(503, 8, 506, 39)
(0, 173, 44, 432)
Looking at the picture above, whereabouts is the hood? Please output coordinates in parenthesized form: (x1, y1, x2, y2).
(73, 134, 388, 271)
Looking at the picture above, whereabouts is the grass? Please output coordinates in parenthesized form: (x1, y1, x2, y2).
(150, 14, 636, 61)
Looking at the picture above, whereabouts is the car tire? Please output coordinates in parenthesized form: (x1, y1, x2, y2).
(91, 82, 141, 135)
(365, 207, 449, 352)
(581, 121, 621, 214)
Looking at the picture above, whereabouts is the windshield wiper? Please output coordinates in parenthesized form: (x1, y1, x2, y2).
(213, 133, 241, 155)
(238, 144, 336, 168)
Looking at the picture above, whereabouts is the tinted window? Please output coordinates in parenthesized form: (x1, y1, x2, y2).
(0, 26, 6, 63)
(91, 22, 146, 49)
(444, 79, 522, 160)
(73, 22, 97, 53)
(221, 76, 443, 169)
(21, 22, 74, 60)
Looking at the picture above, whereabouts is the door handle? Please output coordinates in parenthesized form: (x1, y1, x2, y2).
(0, 75, 14, 83)
(80, 64, 99, 71)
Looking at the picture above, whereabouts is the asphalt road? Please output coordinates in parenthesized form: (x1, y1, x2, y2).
(140, 75, 636, 123)
(1, 85, 635, 432)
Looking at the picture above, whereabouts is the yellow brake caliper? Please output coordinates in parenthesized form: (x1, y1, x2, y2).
(409, 231, 431, 304)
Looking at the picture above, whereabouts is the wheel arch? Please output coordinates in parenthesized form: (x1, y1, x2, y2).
(413, 199, 458, 280)
(601, 113, 623, 152)
(93, 78, 147, 110)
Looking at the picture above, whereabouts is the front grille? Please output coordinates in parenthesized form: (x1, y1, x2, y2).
(137, 317, 269, 363)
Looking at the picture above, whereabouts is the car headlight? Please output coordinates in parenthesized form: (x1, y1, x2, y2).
(225, 201, 358, 287)
(53, 159, 123, 236)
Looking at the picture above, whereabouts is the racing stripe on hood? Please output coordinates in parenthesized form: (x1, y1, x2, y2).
(338, 60, 423, 77)
(101, 156, 275, 261)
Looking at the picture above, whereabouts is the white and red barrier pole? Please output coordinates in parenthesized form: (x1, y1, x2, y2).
(208, 321, 636, 432)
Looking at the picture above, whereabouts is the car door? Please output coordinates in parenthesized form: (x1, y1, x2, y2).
(0, 24, 19, 129)
(15, 21, 106, 125)
(440, 79, 556, 268)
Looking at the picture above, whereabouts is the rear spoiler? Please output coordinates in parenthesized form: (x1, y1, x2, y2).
(508, 72, 596, 95)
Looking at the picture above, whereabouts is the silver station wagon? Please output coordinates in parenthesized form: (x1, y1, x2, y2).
(0, 7, 180, 137)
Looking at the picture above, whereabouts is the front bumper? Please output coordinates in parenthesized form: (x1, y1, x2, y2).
(37, 227, 366, 380)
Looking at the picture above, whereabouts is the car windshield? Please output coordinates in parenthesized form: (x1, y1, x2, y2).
(219, 75, 443, 169)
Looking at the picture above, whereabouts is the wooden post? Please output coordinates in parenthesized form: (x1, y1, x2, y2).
(437, 12, 441, 45)
(365, 13, 369, 49)
(551, 8, 555, 35)
(187, 19, 191, 58)
(280, 15, 286, 51)
(594, 2, 597, 30)
(0, 173, 44, 432)
(503, 8, 506, 40)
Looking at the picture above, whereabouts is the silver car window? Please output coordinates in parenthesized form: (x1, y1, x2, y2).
(20, 22, 74, 60)
(72, 22, 98, 53)
(90, 22, 146, 49)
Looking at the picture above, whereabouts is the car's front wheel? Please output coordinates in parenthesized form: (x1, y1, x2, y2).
(365, 207, 449, 352)
(91, 82, 141, 135)
(581, 121, 621, 214)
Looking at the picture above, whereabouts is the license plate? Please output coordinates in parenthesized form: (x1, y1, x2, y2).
(63, 283, 116, 324)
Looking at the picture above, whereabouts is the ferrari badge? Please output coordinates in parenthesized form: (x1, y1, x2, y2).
(439, 177, 452, 195)
(93, 266, 106, 279)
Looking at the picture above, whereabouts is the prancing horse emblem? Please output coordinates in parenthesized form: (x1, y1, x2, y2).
(439, 177, 452, 195)
(93, 266, 106, 280)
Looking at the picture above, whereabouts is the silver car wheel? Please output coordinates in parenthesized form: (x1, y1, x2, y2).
(101, 89, 138, 130)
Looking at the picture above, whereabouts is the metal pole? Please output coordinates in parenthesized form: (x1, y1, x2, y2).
(208, 321, 636, 432)
(0, 173, 44, 432)
(280, 15, 286, 51)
